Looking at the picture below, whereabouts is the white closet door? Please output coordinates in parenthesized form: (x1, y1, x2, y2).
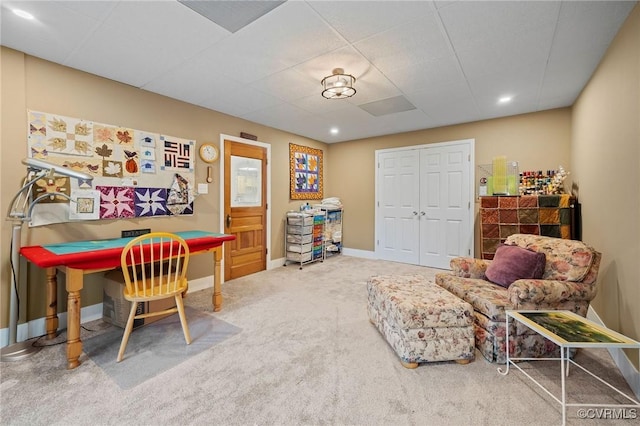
(375, 139, 473, 267)
(419, 143, 471, 269)
(376, 150, 420, 264)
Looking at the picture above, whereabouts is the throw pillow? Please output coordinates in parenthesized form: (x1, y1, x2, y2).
(485, 244, 546, 288)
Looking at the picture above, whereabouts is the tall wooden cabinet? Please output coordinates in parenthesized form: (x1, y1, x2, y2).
(479, 194, 576, 259)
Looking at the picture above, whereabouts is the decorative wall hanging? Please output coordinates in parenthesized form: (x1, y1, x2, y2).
(289, 143, 323, 200)
(26, 110, 196, 226)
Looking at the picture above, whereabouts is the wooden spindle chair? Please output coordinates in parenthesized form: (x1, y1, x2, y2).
(117, 232, 192, 362)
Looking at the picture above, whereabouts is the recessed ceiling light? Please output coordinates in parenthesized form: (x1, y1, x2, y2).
(12, 9, 35, 20)
(498, 96, 513, 104)
(330, 128, 339, 135)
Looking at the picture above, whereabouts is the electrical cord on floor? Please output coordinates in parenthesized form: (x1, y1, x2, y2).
(9, 234, 20, 321)
(29, 325, 114, 347)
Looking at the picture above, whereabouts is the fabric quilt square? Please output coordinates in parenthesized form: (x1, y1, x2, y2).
(559, 194, 572, 208)
(97, 186, 134, 219)
(518, 208, 539, 224)
(482, 224, 499, 239)
(167, 202, 193, 216)
(559, 208, 572, 224)
(134, 188, 167, 217)
(538, 195, 560, 207)
(540, 225, 561, 238)
(482, 238, 500, 256)
(518, 196, 538, 207)
(498, 197, 518, 208)
(481, 209, 499, 224)
(519, 224, 540, 235)
(499, 224, 518, 238)
(499, 209, 518, 224)
(539, 208, 560, 224)
(481, 196, 498, 208)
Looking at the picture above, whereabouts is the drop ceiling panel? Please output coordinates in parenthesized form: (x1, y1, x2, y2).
(64, 25, 180, 88)
(249, 69, 320, 103)
(177, 0, 285, 33)
(293, 94, 354, 116)
(50, 1, 118, 20)
(454, 26, 555, 78)
(307, 1, 436, 43)
(353, 12, 451, 74)
(439, 1, 561, 52)
(0, 1, 102, 64)
(102, 1, 229, 56)
(384, 55, 466, 94)
(143, 59, 245, 107)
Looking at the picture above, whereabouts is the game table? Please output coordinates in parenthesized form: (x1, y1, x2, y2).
(20, 230, 235, 369)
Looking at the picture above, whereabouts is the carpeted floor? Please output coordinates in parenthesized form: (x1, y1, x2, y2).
(1, 256, 637, 425)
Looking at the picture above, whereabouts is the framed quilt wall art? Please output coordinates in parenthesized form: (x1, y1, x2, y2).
(289, 143, 323, 200)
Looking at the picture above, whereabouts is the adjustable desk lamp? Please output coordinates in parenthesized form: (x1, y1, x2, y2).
(1, 159, 93, 361)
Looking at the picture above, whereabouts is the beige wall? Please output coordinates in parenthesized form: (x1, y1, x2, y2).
(0, 48, 326, 327)
(328, 108, 572, 254)
(571, 5, 639, 368)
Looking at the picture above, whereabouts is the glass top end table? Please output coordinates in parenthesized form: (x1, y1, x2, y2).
(499, 310, 639, 425)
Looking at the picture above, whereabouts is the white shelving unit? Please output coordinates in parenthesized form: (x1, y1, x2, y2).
(315, 205, 343, 258)
(284, 211, 325, 269)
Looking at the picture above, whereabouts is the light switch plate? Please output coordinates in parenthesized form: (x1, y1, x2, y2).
(198, 183, 209, 194)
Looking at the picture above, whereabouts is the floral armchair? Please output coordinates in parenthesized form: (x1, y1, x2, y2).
(435, 234, 601, 363)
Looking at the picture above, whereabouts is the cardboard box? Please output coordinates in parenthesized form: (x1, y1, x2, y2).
(102, 270, 176, 329)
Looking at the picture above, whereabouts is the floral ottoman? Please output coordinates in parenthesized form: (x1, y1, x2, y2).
(367, 274, 475, 368)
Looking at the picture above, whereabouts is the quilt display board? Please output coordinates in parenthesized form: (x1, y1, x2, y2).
(26, 110, 196, 227)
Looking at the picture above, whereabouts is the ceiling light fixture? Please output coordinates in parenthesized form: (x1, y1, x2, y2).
(498, 96, 513, 104)
(330, 127, 339, 135)
(321, 68, 356, 99)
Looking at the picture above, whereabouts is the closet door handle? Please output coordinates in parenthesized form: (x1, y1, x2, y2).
(420, 211, 426, 216)
(412, 211, 418, 216)
(226, 214, 232, 228)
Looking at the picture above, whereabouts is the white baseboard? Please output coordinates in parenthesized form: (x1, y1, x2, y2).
(270, 248, 376, 270)
(269, 257, 286, 270)
(342, 248, 375, 259)
(0, 303, 104, 348)
(587, 306, 640, 400)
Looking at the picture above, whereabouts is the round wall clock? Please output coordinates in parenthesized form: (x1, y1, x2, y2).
(199, 143, 219, 163)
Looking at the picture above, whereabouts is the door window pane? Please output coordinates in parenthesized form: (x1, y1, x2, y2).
(231, 155, 261, 207)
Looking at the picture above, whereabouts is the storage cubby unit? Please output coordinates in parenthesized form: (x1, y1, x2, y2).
(284, 211, 325, 269)
(315, 205, 343, 258)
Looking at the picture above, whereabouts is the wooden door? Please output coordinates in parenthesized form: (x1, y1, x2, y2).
(224, 140, 267, 280)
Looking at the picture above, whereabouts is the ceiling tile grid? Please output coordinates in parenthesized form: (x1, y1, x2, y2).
(1, 0, 636, 143)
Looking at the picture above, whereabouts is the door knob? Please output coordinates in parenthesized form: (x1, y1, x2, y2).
(226, 214, 232, 228)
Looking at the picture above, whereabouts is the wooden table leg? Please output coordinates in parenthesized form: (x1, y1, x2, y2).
(45, 267, 58, 339)
(212, 247, 222, 312)
(65, 267, 83, 369)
